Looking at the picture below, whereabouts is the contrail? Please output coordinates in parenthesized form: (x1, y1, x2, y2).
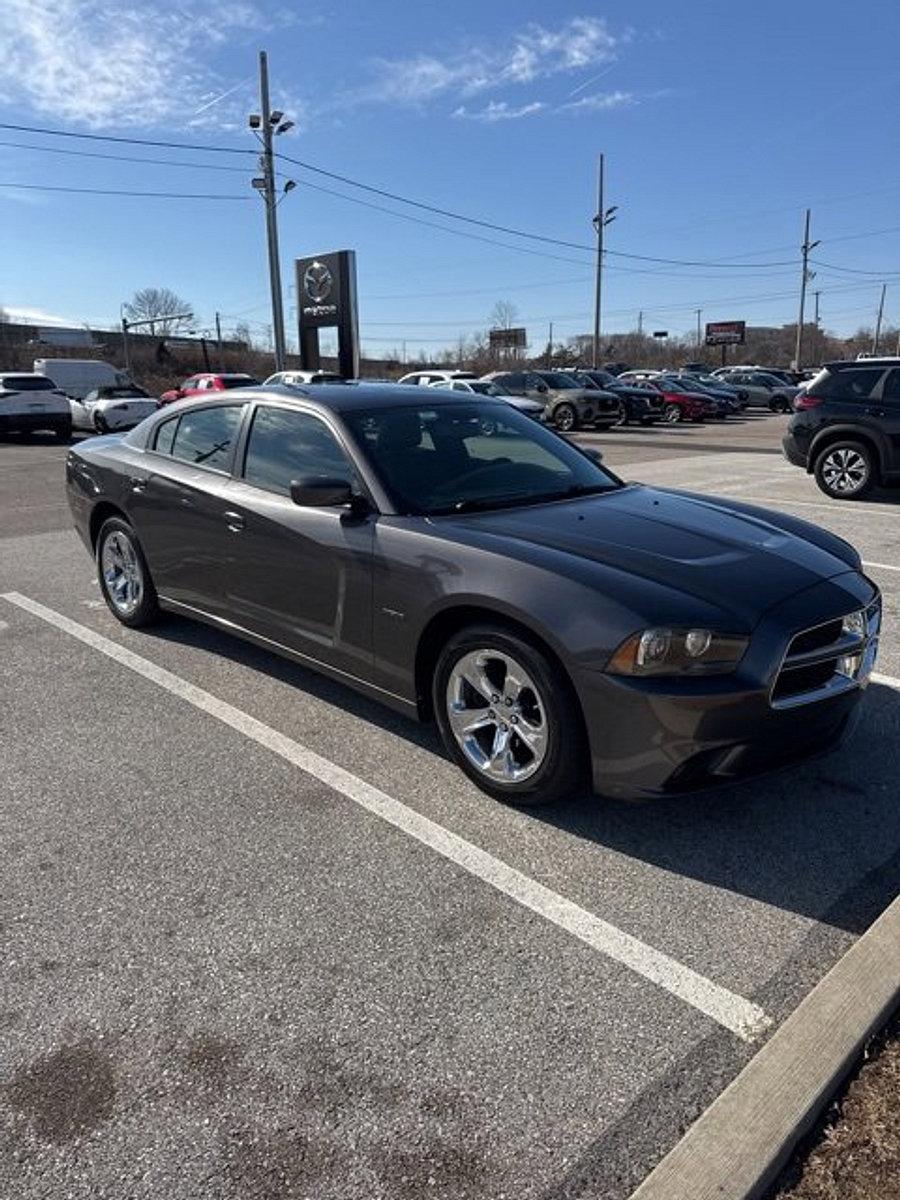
(193, 77, 252, 115)
(566, 64, 616, 98)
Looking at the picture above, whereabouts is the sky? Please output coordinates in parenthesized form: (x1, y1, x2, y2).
(1, 0, 899, 359)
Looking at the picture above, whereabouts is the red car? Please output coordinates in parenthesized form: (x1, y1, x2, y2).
(641, 380, 718, 423)
(159, 372, 259, 406)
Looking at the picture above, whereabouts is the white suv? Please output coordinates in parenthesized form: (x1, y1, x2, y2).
(397, 369, 479, 387)
(0, 372, 72, 439)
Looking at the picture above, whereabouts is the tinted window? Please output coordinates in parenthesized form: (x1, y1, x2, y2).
(881, 370, 900, 402)
(344, 401, 618, 515)
(3, 375, 56, 391)
(170, 405, 244, 469)
(243, 406, 356, 496)
(221, 376, 259, 389)
(154, 416, 179, 455)
(807, 367, 885, 402)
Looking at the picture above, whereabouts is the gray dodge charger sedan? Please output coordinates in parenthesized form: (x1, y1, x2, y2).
(65, 384, 880, 804)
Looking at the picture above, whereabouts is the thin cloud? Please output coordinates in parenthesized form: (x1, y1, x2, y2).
(347, 16, 623, 109)
(566, 64, 618, 98)
(193, 77, 254, 117)
(558, 90, 635, 114)
(453, 100, 546, 123)
(2, 0, 298, 130)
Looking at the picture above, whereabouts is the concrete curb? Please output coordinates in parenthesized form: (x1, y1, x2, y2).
(629, 893, 900, 1200)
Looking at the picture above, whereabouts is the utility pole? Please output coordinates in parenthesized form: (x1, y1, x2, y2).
(591, 154, 617, 369)
(794, 208, 820, 371)
(547, 321, 553, 368)
(250, 51, 289, 373)
(873, 283, 887, 355)
(637, 310, 643, 336)
(695, 309, 702, 350)
(215, 311, 224, 371)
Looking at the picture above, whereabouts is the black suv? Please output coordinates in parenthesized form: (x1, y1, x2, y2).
(783, 358, 900, 499)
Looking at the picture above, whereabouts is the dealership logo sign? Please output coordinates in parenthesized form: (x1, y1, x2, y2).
(303, 261, 333, 304)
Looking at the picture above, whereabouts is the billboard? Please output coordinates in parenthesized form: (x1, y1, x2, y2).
(489, 326, 527, 350)
(705, 320, 746, 346)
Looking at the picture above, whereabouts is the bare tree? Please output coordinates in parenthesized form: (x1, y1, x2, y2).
(489, 300, 520, 330)
(123, 288, 193, 335)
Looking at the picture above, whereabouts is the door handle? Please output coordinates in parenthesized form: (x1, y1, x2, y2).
(223, 510, 245, 532)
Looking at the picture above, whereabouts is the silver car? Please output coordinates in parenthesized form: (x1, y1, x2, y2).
(70, 386, 159, 434)
(264, 370, 347, 386)
(712, 369, 798, 412)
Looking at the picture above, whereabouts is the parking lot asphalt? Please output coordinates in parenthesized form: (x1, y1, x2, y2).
(2, 416, 899, 1199)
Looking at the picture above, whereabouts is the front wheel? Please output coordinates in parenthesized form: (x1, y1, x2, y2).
(814, 441, 876, 500)
(553, 403, 578, 433)
(663, 403, 682, 423)
(96, 517, 160, 626)
(433, 625, 586, 806)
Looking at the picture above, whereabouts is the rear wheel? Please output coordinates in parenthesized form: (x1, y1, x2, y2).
(814, 441, 876, 500)
(663, 402, 682, 423)
(553, 403, 578, 433)
(96, 517, 160, 626)
(769, 395, 791, 413)
(433, 625, 587, 806)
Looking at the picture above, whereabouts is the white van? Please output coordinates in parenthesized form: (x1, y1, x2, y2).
(33, 358, 130, 400)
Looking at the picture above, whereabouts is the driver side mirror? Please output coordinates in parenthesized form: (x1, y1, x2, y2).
(290, 477, 367, 511)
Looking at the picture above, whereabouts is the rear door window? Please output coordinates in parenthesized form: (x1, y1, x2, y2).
(170, 404, 245, 470)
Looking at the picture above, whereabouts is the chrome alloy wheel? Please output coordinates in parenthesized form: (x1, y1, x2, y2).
(821, 448, 869, 495)
(445, 650, 548, 783)
(100, 529, 144, 616)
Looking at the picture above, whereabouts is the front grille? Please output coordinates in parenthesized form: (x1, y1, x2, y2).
(771, 599, 880, 709)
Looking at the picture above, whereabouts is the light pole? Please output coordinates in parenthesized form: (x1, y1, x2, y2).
(249, 51, 296, 373)
(591, 153, 617, 369)
(794, 208, 820, 371)
(873, 283, 887, 355)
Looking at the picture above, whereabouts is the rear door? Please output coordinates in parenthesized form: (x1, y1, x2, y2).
(217, 402, 375, 679)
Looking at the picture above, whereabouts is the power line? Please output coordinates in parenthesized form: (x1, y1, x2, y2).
(0, 181, 251, 200)
(0, 121, 254, 155)
(0, 138, 253, 174)
(0, 120, 798, 268)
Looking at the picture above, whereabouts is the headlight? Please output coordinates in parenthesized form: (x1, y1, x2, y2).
(607, 628, 749, 676)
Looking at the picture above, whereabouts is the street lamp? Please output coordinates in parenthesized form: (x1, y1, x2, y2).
(592, 154, 617, 369)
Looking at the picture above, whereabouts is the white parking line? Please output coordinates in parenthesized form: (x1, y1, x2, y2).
(1, 590, 771, 1042)
(863, 561, 900, 574)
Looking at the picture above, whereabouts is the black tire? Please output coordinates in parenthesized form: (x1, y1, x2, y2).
(613, 401, 629, 427)
(433, 624, 587, 807)
(813, 441, 877, 501)
(663, 402, 682, 423)
(96, 517, 160, 627)
(769, 395, 790, 413)
(553, 403, 578, 433)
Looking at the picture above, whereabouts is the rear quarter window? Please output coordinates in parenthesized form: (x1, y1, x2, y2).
(808, 368, 885, 402)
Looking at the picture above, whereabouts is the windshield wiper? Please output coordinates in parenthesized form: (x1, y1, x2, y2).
(437, 482, 617, 515)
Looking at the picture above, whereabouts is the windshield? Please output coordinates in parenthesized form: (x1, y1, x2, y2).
(537, 372, 579, 389)
(344, 401, 620, 515)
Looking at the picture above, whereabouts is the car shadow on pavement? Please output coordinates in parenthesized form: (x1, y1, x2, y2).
(144, 616, 899, 937)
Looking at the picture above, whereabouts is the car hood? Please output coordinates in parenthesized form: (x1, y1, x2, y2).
(442, 485, 860, 626)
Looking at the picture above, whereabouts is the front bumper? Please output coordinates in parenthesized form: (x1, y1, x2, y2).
(576, 571, 879, 799)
